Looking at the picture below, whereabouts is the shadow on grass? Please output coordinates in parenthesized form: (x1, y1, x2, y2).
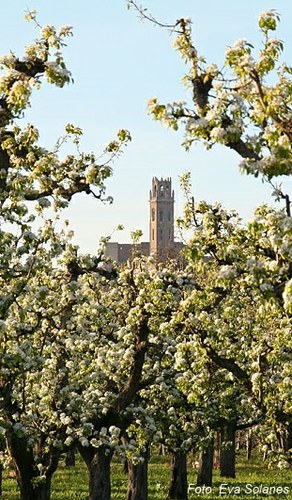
(2, 454, 292, 499)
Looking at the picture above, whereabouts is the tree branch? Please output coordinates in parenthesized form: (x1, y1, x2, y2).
(110, 315, 149, 413)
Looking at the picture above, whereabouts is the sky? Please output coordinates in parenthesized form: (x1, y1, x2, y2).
(1, 0, 291, 253)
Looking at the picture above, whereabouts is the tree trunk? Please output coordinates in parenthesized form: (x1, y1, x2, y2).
(0, 461, 2, 499)
(6, 432, 58, 500)
(276, 423, 292, 465)
(127, 445, 149, 500)
(65, 447, 76, 467)
(20, 478, 52, 500)
(13, 464, 52, 500)
(0, 437, 4, 498)
(168, 449, 188, 500)
(246, 430, 253, 461)
(284, 424, 292, 465)
(220, 421, 236, 478)
(196, 439, 214, 487)
(213, 432, 220, 469)
(80, 445, 112, 500)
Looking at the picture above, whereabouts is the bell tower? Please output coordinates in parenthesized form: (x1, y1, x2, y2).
(149, 177, 174, 259)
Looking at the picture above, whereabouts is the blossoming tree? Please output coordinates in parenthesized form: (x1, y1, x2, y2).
(0, 13, 131, 500)
(128, 0, 292, 473)
(175, 175, 292, 471)
(145, 9, 291, 196)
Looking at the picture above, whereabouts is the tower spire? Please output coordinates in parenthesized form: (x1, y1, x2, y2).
(149, 177, 174, 259)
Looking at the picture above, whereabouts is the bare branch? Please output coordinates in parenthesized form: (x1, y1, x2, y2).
(127, 0, 179, 31)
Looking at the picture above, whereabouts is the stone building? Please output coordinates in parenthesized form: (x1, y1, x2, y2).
(105, 177, 183, 263)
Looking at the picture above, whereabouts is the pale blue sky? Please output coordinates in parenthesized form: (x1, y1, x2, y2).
(2, 1, 291, 252)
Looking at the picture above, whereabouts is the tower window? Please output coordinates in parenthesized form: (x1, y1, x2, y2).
(160, 229, 163, 240)
(168, 211, 171, 221)
(159, 210, 163, 222)
(152, 229, 154, 240)
(152, 208, 155, 221)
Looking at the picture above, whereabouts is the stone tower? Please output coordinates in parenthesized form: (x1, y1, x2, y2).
(149, 177, 174, 258)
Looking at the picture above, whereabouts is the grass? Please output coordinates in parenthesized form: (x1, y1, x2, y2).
(2, 453, 292, 499)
